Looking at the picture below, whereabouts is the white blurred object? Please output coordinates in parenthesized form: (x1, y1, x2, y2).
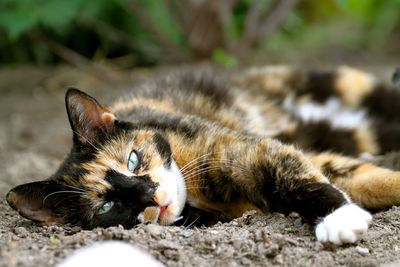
(57, 241, 164, 267)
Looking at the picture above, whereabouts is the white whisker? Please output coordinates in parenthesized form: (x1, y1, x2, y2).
(181, 159, 247, 176)
(183, 166, 232, 181)
(179, 151, 224, 173)
(43, 190, 85, 205)
(61, 184, 86, 192)
(185, 216, 201, 229)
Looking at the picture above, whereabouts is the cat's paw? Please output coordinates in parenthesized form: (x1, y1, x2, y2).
(315, 203, 372, 245)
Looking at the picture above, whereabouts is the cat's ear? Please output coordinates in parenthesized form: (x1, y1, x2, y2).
(6, 181, 66, 224)
(65, 88, 116, 144)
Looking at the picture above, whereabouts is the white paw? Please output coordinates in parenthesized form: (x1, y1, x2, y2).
(315, 204, 372, 245)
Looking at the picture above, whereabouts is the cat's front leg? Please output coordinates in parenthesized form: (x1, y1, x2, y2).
(209, 137, 372, 245)
(259, 141, 373, 244)
(315, 203, 372, 244)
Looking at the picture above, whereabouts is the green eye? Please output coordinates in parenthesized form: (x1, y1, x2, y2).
(97, 201, 114, 215)
(128, 151, 139, 172)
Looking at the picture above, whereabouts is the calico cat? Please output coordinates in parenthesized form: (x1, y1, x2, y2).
(7, 66, 400, 245)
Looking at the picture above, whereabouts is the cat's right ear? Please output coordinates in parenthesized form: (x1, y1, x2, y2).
(65, 88, 116, 144)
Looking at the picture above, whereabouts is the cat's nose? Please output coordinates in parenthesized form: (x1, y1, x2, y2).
(139, 187, 157, 207)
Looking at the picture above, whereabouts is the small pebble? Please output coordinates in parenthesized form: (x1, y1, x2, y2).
(232, 240, 242, 250)
(156, 240, 180, 250)
(71, 226, 81, 233)
(271, 234, 286, 247)
(163, 249, 180, 260)
(313, 242, 324, 251)
(145, 224, 163, 239)
(356, 246, 370, 255)
(294, 218, 303, 227)
(102, 230, 113, 240)
(29, 244, 39, 251)
(181, 230, 192, 238)
(240, 257, 252, 266)
(14, 226, 29, 237)
(274, 254, 284, 264)
(289, 212, 300, 218)
(265, 244, 280, 258)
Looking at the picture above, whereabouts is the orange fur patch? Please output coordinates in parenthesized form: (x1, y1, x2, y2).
(334, 66, 375, 107)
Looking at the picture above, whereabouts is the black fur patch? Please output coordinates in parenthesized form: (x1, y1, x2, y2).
(277, 121, 358, 156)
(299, 71, 337, 102)
(374, 120, 400, 153)
(122, 110, 200, 138)
(153, 132, 172, 167)
(284, 181, 347, 223)
(362, 84, 400, 121)
(177, 204, 220, 227)
(262, 177, 347, 223)
(91, 170, 157, 228)
(104, 170, 157, 201)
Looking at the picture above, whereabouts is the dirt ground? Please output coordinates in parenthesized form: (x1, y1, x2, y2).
(1, 64, 400, 267)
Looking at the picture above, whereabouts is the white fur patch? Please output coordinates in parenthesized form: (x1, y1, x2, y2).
(171, 161, 187, 212)
(288, 97, 368, 129)
(57, 241, 164, 267)
(315, 204, 372, 245)
(144, 160, 187, 225)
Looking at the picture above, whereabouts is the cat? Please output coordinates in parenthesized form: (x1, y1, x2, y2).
(6, 66, 400, 245)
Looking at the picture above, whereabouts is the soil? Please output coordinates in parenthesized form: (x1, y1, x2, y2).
(1, 65, 400, 267)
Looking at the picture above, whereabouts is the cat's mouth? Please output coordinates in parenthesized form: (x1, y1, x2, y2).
(138, 160, 186, 225)
(159, 205, 168, 216)
(157, 203, 173, 224)
(137, 202, 178, 225)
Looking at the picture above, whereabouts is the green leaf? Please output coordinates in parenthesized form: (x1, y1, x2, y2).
(39, 0, 83, 32)
(139, 0, 185, 47)
(212, 49, 238, 68)
(0, 9, 38, 40)
(49, 235, 59, 247)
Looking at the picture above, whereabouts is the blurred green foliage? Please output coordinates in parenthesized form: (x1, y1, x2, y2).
(0, 0, 399, 67)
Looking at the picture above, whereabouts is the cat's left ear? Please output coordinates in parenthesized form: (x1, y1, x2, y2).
(65, 88, 116, 144)
(6, 181, 67, 224)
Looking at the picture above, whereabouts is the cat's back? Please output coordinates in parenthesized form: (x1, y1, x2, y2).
(109, 68, 298, 137)
(110, 72, 256, 132)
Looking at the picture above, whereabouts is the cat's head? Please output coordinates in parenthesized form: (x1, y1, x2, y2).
(6, 89, 186, 229)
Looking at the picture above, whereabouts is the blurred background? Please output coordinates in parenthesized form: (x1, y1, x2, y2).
(1, 0, 399, 70)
